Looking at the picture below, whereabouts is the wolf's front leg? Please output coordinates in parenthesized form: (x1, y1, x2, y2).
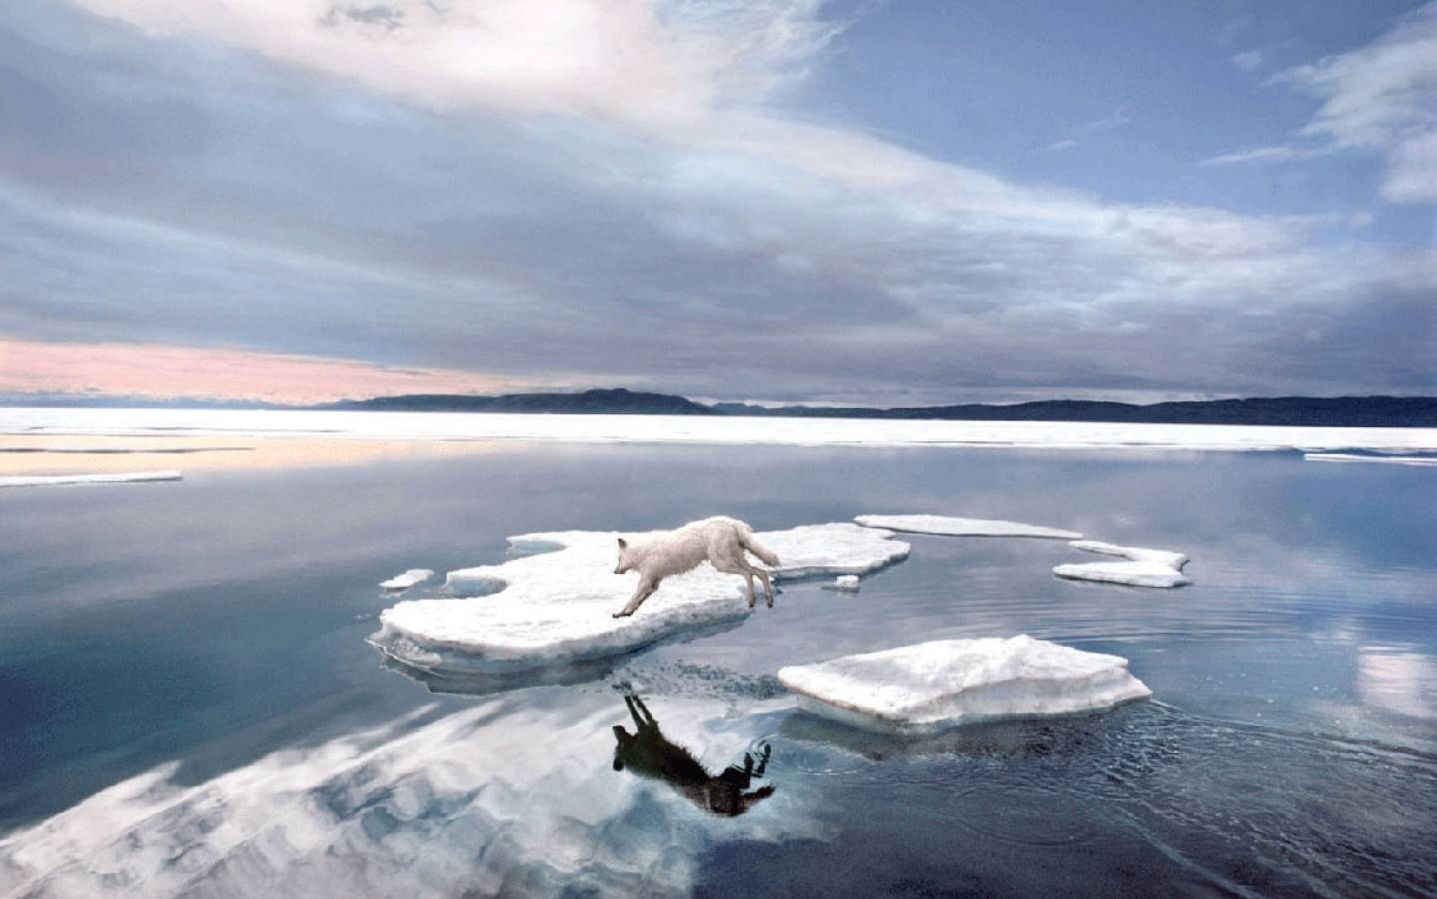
(614, 577, 658, 617)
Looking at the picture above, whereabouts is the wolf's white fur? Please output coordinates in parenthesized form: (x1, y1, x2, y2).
(613, 516, 781, 617)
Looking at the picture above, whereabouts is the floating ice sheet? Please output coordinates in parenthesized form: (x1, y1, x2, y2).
(777, 634, 1151, 735)
(380, 569, 433, 591)
(0, 470, 181, 488)
(826, 575, 861, 592)
(1052, 540, 1191, 588)
(374, 523, 909, 675)
(855, 514, 1080, 540)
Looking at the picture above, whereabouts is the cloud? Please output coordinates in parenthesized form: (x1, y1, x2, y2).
(1037, 105, 1131, 153)
(1380, 128, 1437, 203)
(2, 1, 1432, 404)
(1200, 144, 1334, 166)
(1231, 49, 1264, 72)
(0, 692, 815, 897)
(1075, 104, 1133, 134)
(0, 338, 531, 404)
(68, 0, 844, 129)
(1358, 647, 1437, 719)
(1206, 3, 1437, 202)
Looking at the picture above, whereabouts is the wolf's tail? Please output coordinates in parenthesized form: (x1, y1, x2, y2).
(741, 533, 780, 567)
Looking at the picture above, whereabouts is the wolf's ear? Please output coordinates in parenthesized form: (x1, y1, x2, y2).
(617, 538, 627, 549)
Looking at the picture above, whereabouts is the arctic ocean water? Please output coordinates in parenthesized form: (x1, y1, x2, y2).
(1, 435, 1435, 896)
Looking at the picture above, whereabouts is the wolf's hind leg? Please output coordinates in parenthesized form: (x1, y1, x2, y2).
(756, 567, 774, 607)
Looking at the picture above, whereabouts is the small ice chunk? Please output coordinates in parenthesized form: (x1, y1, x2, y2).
(855, 514, 1081, 540)
(380, 569, 434, 591)
(779, 635, 1150, 735)
(828, 575, 861, 592)
(0, 470, 182, 488)
(1053, 540, 1190, 588)
(375, 522, 909, 675)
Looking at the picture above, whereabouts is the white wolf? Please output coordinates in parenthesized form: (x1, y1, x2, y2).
(612, 516, 781, 617)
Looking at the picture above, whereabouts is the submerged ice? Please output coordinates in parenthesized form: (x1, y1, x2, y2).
(1052, 540, 1191, 588)
(777, 634, 1151, 735)
(855, 514, 1081, 540)
(374, 523, 909, 675)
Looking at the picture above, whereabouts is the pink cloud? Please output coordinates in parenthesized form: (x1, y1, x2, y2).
(0, 339, 532, 404)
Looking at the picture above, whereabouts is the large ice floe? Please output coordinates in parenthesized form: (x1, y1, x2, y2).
(777, 635, 1151, 735)
(373, 523, 910, 676)
(1052, 540, 1190, 588)
(0, 470, 181, 488)
(855, 514, 1081, 539)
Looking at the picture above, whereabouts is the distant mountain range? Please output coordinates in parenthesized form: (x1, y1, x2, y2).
(323, 388, 715, 416)
(5, 388, 1434, 426)
(327, 389, 1437, 427)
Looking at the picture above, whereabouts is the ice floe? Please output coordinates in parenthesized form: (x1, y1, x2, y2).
(855, 513, 1080, 539)
(1052, 540, 1191, 588)
(826, 575, 861, 592)
(1304, 453, 1437, 467)
(777, 634, 1151, 735)
(0, 470, 181, 489)
(374, 523, 909, 676)
(380, 568, 433, 591)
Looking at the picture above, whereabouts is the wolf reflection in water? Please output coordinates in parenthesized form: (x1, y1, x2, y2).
(611, 692, 776, 816)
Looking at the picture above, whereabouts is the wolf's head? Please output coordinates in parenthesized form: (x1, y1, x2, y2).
(614, 537, 635, 575)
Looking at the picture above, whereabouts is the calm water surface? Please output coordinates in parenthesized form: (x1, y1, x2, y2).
(1, 444, 1434, 897)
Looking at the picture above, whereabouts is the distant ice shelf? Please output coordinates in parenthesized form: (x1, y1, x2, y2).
(6, 408, 1436, 455)
(778, 634, 1151, 734)
(380, 569, 434, 591)
(1053, 540, 1190, 588)
(373, 523, 909, 675)
(855, 513, 1080, 539)
(0, 470, 182, 488)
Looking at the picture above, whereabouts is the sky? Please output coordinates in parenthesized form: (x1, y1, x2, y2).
(0, 0, 1433, 406)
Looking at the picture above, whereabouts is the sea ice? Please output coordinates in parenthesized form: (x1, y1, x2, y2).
(777, 634, 1151, 735)
(374, 523, 909, 675)
(855, 514, 1081, 540)
(380, 569, 434, 591)
(827, 575, 861, 592)
(0, 470, 182, 488)
(9, 407, 1436, 455)
(1304, 453, 1437, 467)
(1052, 540, 1191, 588)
